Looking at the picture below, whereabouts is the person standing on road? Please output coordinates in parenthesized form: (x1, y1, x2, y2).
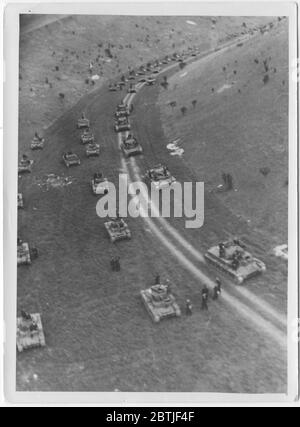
(201, 286, 209, 310)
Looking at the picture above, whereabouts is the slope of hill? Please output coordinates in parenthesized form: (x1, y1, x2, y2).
(19, 15, 271, 148)
(158, 19, 288, 243)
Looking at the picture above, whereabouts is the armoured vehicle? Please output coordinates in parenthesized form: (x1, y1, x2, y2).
(77, 113, 90, 129)
(18, 193, 24, 209)
(146, 77, 156, 85)
(62, 152, 81, 167)
(105, 218, 131, 243)
(145, 164, 176, 190)
(31, 133, 44, 150)
(114, 116, 131, 132)
(91, 173, 109, 195)
(121, 134, 143, 157)
(18, 155, 33, 174)
(205, 240, 266, 284)
(80, 128, 94, 144)
(140, 283, 181, 323)
(115, 103, 130, 117)
(127, 84, 137, 93)
(17, 312, 46, 352)
(273, 244, 288, 261)
(86, 142, 100, 157)
(109, 83, 118, 92)
(17, 241, 37, 265)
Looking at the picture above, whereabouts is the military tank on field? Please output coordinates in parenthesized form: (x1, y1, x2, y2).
(80, 128, 94, 144)
(18, 155, 33, 174)
(17, 311, 46, 352)
(105, 217, 131, 243)
(205, 239, 266, 284)
(31, 133, 44, 150)
(18, 193, 24, 209)
(86, 142, 100, 157)
(115, 103, 130, 118)
(91, 172, 109, 195)
(121, 134, 143, 157)
(114, 116, 131, 132)
(127, 83, 137, 93)
(17, 239, 38, 266)
(62, 152, 81, 167)
(141, 283, 181, 323)
(109, 83, 118, 92)
(77, 113, 90, 129)
(145, 164, 176, 190)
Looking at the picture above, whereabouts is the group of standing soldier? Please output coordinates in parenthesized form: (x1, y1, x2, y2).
(186, 277, 222, 315)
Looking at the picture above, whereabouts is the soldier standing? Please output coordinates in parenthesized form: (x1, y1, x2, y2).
(186, 299, 193, 315)
(201, 286, 209, 310)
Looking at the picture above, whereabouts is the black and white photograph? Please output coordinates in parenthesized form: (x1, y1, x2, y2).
(2, 1, 298, 404)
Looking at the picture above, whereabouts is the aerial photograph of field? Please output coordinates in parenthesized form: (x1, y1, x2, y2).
(17, 14, 289, 393)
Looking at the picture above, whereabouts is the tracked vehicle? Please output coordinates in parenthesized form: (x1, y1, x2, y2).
(18, 155, 33, 174)
(114, 116, 131, 132)
(91, 173, 109, 195)
(62, 152, 81, 167)
(31, 134, 44, 150)
(205, 240, 266, 284)
(105, 218, 131, 243)
(17, 312, 46, 352)
(80, 128, 94, 144)
(141, 283, 181, 323)
(145, 164, 176, 190)
(86, 142, 100, 157)
(77, 113, 90, 129)
(121, 134, 143, 157)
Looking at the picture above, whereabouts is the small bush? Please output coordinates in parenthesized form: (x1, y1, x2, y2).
(55, 66, 59, 71)
(180, 106, 187, 116)
(192, 99, 197, 108)
(263, 74, 269, 84)
(59, 93, 65, 99)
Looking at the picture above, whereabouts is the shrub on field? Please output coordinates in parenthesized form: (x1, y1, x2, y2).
(260, 167, 271, 177)
(263, 74, 270, 84)
(192, 99, 197, 108)
(180, 106, 187, 116)
(59, 93, 65, 99)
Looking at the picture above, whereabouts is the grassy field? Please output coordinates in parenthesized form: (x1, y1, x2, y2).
(17, 16, 287, 393)
(19, 15, 271, 149)
(158, 19, 288, 242)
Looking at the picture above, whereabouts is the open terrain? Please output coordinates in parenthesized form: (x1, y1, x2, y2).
(17, 16, 288, 393)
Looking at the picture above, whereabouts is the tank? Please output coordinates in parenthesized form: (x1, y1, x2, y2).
(116, 103, 130, 117)
(121, 134, 143, 157)
(145, 164, 176, 190)
(18, 193, 24, 209)
(140, 283, 181, 323)
(31, 135, 44, 150)
(273, 244, 288, 261)
(205, 240, 266, 284)
(62, 152, 81, 167)
(146, 77, 156, 85)
(86, 142, 100, 157)
(17, 312, 46, 352)
(105, 218, 131, 243)
(18, 156, 33, 174)
(77, 115, 90, 129)
(114, 117, 131, 132)
(17, 242, 31, 265)
(127, 84, 137, 93)
(109, 83, 118, 92)
(91, 173, 109, 195)
(80, 129, 94, 144)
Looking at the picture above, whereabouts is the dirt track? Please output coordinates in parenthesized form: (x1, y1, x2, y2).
(17, 38, 287, 392)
